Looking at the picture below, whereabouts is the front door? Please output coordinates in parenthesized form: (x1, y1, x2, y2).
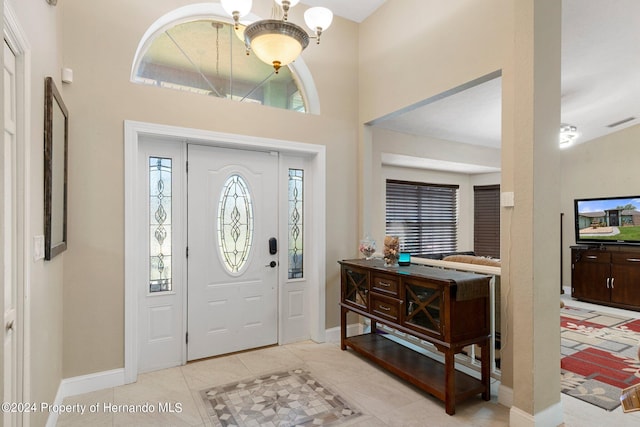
(187, 144, 278, 360)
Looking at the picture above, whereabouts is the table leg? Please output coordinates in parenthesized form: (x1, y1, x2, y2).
(444, 349, 456, 415)
(340, 306, 347, 350)
(480, 338, 490, 400)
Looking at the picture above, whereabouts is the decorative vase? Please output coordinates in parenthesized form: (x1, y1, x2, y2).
(359, 237, 376, 260)
(383, 235, 400, 267)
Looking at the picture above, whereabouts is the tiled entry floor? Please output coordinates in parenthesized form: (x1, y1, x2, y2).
(56, 333, 640, 426)
(57, 341, 509, 426)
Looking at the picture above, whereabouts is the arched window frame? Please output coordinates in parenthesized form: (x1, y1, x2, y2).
(130, 2, 321, 115)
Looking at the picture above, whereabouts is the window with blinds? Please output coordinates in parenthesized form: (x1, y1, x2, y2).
(473, 185, 500, 258)
(385, 180, 459, 255)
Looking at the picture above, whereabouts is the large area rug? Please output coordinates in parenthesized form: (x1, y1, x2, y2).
(199, 368, 361, 426)
(561, 305, 640, 411)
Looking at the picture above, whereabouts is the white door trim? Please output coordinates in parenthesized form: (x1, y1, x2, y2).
(4, 4, 31, 427)
(124, 120, 326, 383)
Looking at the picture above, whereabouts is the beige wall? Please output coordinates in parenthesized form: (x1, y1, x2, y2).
(6, 0, 65, 425)
(358, 0, 507, 125)
(560, 123, 640, 285)
(60, 0, 359, 377)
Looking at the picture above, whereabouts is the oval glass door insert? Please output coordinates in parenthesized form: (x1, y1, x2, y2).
(217, 174, 254, 273)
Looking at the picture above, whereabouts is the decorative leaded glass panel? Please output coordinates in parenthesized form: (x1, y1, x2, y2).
(288, 169, 304, 279)
(217, 175, 254, 273)
(149, 157, 172, 292)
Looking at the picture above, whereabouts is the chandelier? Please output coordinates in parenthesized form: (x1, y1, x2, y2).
(221, 0, 333, 73)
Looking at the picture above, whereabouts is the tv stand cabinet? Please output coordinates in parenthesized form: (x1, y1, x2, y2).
(339, 259, 492, 415)
(571, 245, 640, 310)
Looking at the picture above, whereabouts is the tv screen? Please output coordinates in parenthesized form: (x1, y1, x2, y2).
(574, 196, 640, 245)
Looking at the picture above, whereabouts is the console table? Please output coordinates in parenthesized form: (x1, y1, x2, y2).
(339, 259, 492, 415)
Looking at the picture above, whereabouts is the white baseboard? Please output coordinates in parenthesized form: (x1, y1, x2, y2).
(46, 368, 126, 427)
(510, 401, 564, 427)
(325, 322, 364, 343)
(498, 384, 513, 408)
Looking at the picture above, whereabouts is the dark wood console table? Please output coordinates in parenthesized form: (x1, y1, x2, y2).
(339, 259, 492, 415)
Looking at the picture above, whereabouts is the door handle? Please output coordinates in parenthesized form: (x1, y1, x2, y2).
(6, 320, 14, 332)
(265, 261, 277, 268)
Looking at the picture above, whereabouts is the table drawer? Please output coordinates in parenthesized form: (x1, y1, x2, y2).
(372, 274, 399, 297)
(370, 293, 401, 322)
(612, 253, 640, 265)
(578, 251, 610, 263)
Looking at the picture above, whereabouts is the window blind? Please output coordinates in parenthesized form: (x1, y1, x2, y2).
(473, 184, 500, 258)
(385, 180, 459, 255)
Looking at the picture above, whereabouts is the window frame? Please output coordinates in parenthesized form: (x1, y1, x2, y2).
(129, 4, 322, 114)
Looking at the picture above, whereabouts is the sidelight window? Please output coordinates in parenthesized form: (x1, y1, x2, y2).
(149, 157, 173, 292)
(288, 169, 304, 279)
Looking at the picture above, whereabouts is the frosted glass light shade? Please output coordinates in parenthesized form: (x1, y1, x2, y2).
(221, 0, 252, 18)
(244, 19, 309, 72)
(304, 7, 333, 32)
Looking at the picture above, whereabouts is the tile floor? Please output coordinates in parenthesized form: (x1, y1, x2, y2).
(56, 293, 640, 426)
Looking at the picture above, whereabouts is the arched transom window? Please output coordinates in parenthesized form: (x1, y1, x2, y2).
(131, 6, 318, 113)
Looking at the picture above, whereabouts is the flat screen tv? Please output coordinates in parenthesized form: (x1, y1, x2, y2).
(574, 195, 640, 246)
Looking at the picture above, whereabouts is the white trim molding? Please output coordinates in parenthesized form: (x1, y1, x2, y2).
(4, 2, 32, 427)
(46, 369, 126, 427)
(510, 401, 564, 427)
(124, 120, 326, 383)
(325, 323, 364, 344)
(498, 384, 513, 408)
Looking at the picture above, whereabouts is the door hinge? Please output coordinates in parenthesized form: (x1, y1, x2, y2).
(186, 246, 189, 258)
(186, 332, 188, 344)
(186, 160, 189, 173)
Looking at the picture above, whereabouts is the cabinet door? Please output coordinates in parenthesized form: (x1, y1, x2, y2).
(342, 265, 369, 311)
(403, 278, 443, 338)
(610, 253, 640, 307)
(571, 250, 610, 302)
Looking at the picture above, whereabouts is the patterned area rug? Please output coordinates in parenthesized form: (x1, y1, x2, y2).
(561, 305, 640, 411)
(200, 368, 361, 426)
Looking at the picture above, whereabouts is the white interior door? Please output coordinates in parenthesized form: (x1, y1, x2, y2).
(3, 40, 19, 427)
(187, 144, 278, 360)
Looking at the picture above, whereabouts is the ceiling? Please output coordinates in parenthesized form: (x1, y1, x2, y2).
(328, 0, 640, 171)
(300, 0, 386, 23)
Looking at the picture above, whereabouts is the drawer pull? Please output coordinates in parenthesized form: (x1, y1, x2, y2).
(378, 305, 391, 311)
(586, 255, 598, 259)
(378, 281, 392, 287)
(626, 258, 640, 262)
